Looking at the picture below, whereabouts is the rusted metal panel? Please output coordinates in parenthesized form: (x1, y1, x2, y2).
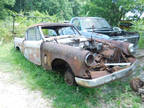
(89, 71, 109, 79)
(29, 23, 73, 29)
(41, 42, 90, 78)
(41, 37, 136, 79)
(75, 61, 136, 88)
(23, 40, 42, 65)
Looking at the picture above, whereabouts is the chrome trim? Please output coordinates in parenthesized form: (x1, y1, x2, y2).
(75, 61, 136, 88)
(105, 63, 131, 66)
(85, 53, 95, 66)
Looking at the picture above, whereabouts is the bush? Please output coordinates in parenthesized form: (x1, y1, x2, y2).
(131, 20, 144, 48)
(0, 19, 13, 42)
(0, 11, 63, 43)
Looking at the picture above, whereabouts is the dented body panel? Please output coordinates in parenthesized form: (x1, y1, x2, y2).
(23, 40, 42, 65)
(41, 42, 89, 78)
(14, 23, 136, 87)
(76, 60, 136, 87)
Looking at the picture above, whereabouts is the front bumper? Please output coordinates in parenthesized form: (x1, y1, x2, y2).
(112, 34, 140, 47)
(75, 61, 136, 88)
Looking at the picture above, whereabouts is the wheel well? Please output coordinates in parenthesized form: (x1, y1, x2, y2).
(51, 59, 71, 73)
(16, 46, 20, 51)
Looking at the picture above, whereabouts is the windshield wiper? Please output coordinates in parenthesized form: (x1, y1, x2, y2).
(86, 27, 109, 30)
(100, 27, 113, 30)
(85, 27, 94, 29)
(101, 27, 110, 28)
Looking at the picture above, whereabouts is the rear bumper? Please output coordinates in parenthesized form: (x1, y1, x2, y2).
(75, 61, 136, 88)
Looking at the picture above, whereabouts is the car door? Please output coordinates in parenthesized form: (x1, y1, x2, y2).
(23, 26, 43, 65)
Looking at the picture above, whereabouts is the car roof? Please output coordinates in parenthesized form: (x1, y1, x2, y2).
(28, 23, 73, 29)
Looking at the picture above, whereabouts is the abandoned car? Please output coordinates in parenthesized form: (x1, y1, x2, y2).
(70, 17, 139, 47)
(14, 23, 136, 87)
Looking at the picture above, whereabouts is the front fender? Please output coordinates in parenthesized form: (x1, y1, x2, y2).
(41, 42, 89, 77)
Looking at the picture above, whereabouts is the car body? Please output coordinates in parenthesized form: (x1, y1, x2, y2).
(14, 23, 136, 88)
(70, 17, 140, 47)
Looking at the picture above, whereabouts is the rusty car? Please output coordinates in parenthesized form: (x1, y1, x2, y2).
(14, 23, 136, 88)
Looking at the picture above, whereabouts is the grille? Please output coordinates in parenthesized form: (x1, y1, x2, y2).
(127, 37, 139, 47)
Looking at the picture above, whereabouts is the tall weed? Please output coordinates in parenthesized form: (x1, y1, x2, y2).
(0, 11, 62, 43)
(132, 20, 144, 48)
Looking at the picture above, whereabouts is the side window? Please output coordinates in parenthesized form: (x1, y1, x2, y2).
(27, 27, 42, 41)
(42, 29, 57, 38)
(27, 28, 36, 40)
(48, 29, 57, 36)
(35, 27, 41, 40)
(72, 19, 81, 30)
(59, 27, 75, 35)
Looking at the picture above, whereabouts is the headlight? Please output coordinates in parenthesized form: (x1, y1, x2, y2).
(85, 53, 95, 66)
(113, 27, 122, 33)
(128, 43, 134, 54)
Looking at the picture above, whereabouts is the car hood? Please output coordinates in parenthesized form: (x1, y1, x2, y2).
(80, 31, 111, 40)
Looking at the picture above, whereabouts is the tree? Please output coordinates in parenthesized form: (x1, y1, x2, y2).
(133, 0, 144, 19)
(82, 0, 135, 26)
(0, 0, 15, 19)
(11, 0, 81, 20)
(69, 0, 81, 17)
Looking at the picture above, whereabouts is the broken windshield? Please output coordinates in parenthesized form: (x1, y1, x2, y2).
(42, 26, 81, 38)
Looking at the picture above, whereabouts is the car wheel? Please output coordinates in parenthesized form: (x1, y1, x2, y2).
(64, 68, 76, 86)
(130, 78, 143, 92)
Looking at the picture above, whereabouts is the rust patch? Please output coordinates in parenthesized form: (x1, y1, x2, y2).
(90, 71, 109, 79)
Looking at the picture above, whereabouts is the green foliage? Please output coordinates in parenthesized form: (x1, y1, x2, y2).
(82, 0, 135, 26)
(131, 20, 144, 48)
(11, 0, 81, 20)
(0, 11, 62, 42)
(133, 0, 144, 18)
(0, 0, 15, 19)
(0, 19, 13, 42)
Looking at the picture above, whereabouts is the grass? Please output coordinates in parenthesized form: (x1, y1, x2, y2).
(131, 20, 144, 49)
(138, 32, 144, 49)
(0, 42, 143, 108)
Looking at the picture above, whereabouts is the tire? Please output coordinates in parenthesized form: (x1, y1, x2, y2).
(64, 68, 76, 86)
(130, 78, 143, 92)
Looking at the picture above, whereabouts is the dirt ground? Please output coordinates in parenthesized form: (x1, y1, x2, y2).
(0, 64, 52, 108)
(135, 49, 144, 74)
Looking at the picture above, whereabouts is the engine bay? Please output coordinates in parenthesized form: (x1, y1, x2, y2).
(67, 37, 136, 74)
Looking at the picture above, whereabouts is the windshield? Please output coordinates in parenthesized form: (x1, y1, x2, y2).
(59, 27, 80, 36)
(81, 18, 111, 30)
(42, 26, 80, 38)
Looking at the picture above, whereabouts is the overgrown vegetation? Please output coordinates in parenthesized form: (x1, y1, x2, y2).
(0, 42, 142, 108)
(1, 0, 144, 45)
(0, 11, 62, 42)
(82, 0, 136, 25)
(0, 0, 144, 107)
(132, 20, 144, 48)
(0, 0, 15, 19)
(1, 0, 144, 23)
